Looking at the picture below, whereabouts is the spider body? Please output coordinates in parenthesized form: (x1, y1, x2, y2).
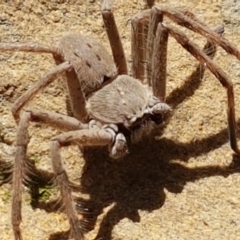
(86, 74, 172, 143)
(1, 0, 240, 239)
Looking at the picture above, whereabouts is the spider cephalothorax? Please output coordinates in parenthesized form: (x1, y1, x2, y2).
(86, 74, 172, 158)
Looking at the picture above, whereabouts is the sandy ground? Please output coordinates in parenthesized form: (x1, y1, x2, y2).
(1, 0, 240, 239)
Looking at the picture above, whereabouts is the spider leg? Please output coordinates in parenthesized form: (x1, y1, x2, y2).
(131, 10, 150, 81)
(11, 112, 30, 240)
(144, 0, 155, 8)
(11, 61, 73, 122)
(146, 7, 204, 86)
(150, 21, 168, 101)
(152, 24, 224, 101)
(130, 4, 163, 82)
(25, 109, 89, 131)
(146, 7, 164, 86)
(102, 0, 128, 74)
(0, 43, 59, 56)
(50, 129, 113, 239)
(1, 42, 90, 122)
(162, 23, 240, 155)
(0, 108, 88, 185)
(148, 7, 225, 102)
(156, 6, 240, 60)
(11, 109, 89, 240)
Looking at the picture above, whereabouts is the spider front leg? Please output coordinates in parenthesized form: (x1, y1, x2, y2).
(162, 23, 240, 155)
(157, 6, 240, 61)
(1, 60, 85, 187)
(131, 10, 150, 81)
(12, 112, 30, 240)
(50, 128, 116, 239)
(11, 109, 89, 240)
(151, 24, 224, 101)
(148, 8, 224, 102)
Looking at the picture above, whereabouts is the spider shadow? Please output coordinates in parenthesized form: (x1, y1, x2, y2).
(75, 63, 240, 239)
(48, 62, 240, 239)
(80, 130, 240, 240)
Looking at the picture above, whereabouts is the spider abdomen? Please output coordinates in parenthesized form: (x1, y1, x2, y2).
(59, 33, 117, 96)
